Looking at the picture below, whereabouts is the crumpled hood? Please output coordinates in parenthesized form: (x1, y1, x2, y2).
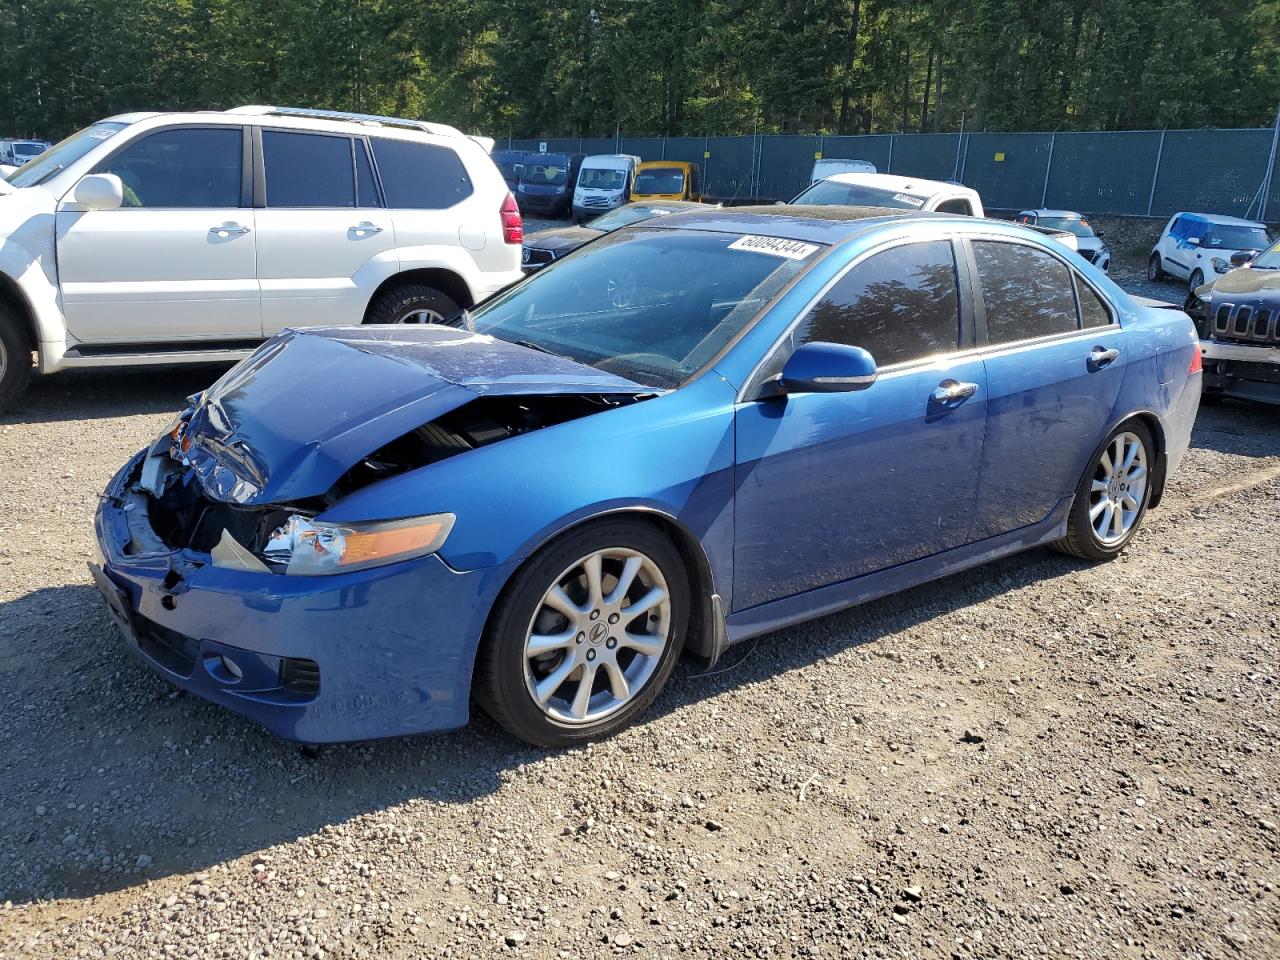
(1209, 266, 1280, 299)
(525, 225, 602, 252)
(177, 325, 649, 505)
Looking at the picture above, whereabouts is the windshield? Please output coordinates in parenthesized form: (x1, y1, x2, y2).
(1251, 239, 1280, 270)
(634, 168, 685, 194)
(467, 227, 820, 389)
(12, 142, 44, 158)
(791, 179, 927, 209)
(578, 167, 626, 191)
(521, 159, 569, 187)
(587, 204, 677, 232)
(1036, 216, 1095, 237)
(6, 122, 128, 187)
(1199, 224, 1272, 251)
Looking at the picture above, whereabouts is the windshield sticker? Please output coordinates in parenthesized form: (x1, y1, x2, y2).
(728, 235, 820, 260)
(892, 192, 927, 207)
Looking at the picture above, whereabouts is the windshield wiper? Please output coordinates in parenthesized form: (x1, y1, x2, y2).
(505, 337, 565, 360)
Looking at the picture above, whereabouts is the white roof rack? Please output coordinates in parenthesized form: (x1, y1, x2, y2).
(225, 105, 468, 140)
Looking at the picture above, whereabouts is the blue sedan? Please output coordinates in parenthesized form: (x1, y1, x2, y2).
(92, 207, 1201, 747)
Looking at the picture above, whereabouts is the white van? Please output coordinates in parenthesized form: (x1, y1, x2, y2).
(572, 154, 641, 222)
(809, 157, 876, 185)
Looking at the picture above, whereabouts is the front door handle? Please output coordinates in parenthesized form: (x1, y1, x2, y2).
(1090, 347, 1120, 368)
(932, 379, 979, 403)
(209, 222, 250, 238)
(350, 222, 384, 238)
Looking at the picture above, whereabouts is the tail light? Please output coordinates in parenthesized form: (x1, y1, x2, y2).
(500, 193, 523, 245)
(1189, 348, 1203, 374)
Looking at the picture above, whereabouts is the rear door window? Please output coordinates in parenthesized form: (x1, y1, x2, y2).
(972, 241, 1079, 344)
(263, 131, 355, 207)
(371, 139, 473, 209)
(1077, 279, 1113, 329)
(797, 240, 961, 366)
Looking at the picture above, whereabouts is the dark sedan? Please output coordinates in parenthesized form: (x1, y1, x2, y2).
(522, 200, 711, 272)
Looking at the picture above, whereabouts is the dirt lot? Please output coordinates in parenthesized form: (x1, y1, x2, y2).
(2, 304, 1280, 958)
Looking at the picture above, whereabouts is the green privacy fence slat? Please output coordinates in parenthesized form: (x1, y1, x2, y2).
(500, 128, 1279, 218)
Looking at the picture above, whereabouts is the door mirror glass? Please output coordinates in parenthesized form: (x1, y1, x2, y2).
(778, 341, 877, 394)
(70, 173, 123, 211)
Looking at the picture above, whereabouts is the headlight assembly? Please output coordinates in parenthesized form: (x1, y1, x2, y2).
(264, 513, 455, 575)
(1212, 257, 1230, 274)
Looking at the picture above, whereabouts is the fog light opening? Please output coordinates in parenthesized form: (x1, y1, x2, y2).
(204, 653, 244, 684)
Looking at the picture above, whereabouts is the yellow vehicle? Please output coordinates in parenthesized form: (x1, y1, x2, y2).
(630, 160, 702, 202)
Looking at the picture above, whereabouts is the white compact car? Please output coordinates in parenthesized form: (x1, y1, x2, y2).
(1148, 212, 1272, 291)
(790, 172, 984, 216)
(1016, 209, 1110, 272)
(0, 106, 523, 412)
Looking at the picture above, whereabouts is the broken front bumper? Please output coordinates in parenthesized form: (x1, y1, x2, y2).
(1200, 340, 1280, 405)
(92, 451, 510, 743)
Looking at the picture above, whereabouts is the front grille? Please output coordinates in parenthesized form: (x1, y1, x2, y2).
(1079, 249, 1098, 264)
(1212, 302, 1279, 345)
(136, 616, 199, 677)
(582, 196, 610, 208)
(522, 247, 554, 266)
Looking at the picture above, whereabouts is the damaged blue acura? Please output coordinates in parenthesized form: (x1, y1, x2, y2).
(92, 207, 1201, 747)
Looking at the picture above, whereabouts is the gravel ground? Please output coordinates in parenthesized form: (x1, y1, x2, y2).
(2, 269, 1279, 959)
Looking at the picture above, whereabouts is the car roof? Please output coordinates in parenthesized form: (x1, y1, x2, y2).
(1022, 208, 1084, 218)
(1177, 212, 1266, 227)
(641, 204, 948, 243)
(819, 171, 974, 196)
(637, 160, 695, 169)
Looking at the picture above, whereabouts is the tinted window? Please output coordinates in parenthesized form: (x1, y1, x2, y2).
(935, 198, 973, 215)
(263, 131, 354, 207)
(1078, 279, 1113, 329)
(799, 241, 961, 366)
(95, 127, 241, 208)
(972, 241, 1078, 344)
(354, 140, 381, 207)
(372, 139, 473, 208)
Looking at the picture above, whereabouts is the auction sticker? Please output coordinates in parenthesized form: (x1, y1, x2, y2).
(728, 235, 820, 260)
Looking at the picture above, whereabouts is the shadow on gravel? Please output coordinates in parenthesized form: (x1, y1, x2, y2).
(0, 365, 234, 425)
(0, 542, 1089, 906)
(1187, 400, 1280, 458)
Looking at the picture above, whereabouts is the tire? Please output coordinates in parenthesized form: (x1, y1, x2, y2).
(1147, 254, 1165, 282)
(1054, 420, 1155, 562)
(0, 302, 34, 415)
(474, 519, 689, 747)
(364, 284, 460, 325)
(1189, 269, 1204, 292)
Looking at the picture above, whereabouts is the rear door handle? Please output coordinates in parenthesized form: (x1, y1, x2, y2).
(209, 223, 250, 238)
(1090, 347, 1120, 367)
(931, 379, 979, 403)
(350, 222, 384, 238)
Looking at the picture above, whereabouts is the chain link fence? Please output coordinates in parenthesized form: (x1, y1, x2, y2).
(503, 128, 1280, 220)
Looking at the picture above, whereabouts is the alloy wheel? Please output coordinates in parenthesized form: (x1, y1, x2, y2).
(397, 308, 443, 324)
(522, 547, 671, 725)
(0, 336, 7, 383)
(1088, 431, 1148, 545)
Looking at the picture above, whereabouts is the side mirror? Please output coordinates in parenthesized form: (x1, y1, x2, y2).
(775, 341, 878, 395)
(1095, 230, 1106, 240)
(1185, 236, 1201, 248)
(70, 173, 124, 211)
(1230, 250, 1256, 268)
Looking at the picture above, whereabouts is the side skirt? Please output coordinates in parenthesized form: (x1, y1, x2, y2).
(723, 497, 1073, 645)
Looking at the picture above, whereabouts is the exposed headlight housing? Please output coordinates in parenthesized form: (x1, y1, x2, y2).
(1211, 257, 1230, 274)
(264, 513, 455, 575)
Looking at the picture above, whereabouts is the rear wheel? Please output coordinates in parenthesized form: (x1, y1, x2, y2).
(1054, 421, 1154, 561)
(475, 519, 689, 747)
(0, 303, 34, 415)
(364, 284, 460, 325)
(1147, 254, 1165, 282)
(1189, 268, 1205, 292)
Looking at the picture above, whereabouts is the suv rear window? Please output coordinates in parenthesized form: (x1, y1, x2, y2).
(371, 139, 473, 209)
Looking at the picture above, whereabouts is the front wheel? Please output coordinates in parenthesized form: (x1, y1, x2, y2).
(474, 520, 689, 747)
(1054, 421, 1154, 561)
(0, 303, 34, 415)
(1147, 254, 1165, 282)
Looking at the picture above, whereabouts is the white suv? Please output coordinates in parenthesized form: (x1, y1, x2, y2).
(1148, 212, 1272, 291)
(0, 106, 523, 412)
